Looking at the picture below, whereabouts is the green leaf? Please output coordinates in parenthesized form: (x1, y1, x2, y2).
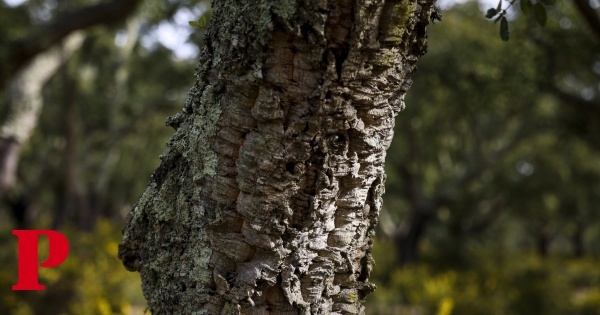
(500, 16, 509, 41)
(520, 0, 533, 16)
(188, 21, 202, 28)
(188, 15, 208, 29)
(486, 8, 498, 19)
(533, 3, 547, 26)
(496, 0, 502, 11)
(540, 0, 556, 5)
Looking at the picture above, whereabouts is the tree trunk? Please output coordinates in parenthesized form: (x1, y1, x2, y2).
(119, 0, 437, 314)
(0, 32, 84, 197)
(536, 227, 550, 257)
(572, 222, 585, 258)
(395, 207, 433, 265)
(0, 138, 20, 196)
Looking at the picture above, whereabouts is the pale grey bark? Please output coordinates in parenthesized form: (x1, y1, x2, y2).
(119, 0, 436, 314)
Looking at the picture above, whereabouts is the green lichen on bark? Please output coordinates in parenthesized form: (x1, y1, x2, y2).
(119, 0, 437, 314)
(190, 83, 223, 179)
(379, 0, 419, 44)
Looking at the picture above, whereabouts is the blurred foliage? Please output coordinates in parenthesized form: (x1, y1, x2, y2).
(1, 0, 210, 313)
(1, 0, 211, 227)
(383, 0, 600, 262)
(367, 237, 600, 315)
(370, 0, 600, 313)
(0, 220, 146, 314)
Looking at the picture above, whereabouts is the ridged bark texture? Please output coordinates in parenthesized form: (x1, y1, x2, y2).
(119, 0, 436, 314)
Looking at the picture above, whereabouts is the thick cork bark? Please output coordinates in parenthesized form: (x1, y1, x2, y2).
(119, 0, 436, 314)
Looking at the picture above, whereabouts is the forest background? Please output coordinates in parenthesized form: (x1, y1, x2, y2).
(0, 0, 599, 314)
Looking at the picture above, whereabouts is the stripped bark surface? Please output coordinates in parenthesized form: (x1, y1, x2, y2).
(119, 0, 436, 313)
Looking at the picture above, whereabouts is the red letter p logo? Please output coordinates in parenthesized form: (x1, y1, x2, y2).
(12, 230, 69, 291)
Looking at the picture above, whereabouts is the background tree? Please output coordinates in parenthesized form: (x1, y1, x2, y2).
(0, 0, 143, 197)
(0, 1, 209, 313)
(0, 0, 209, 229)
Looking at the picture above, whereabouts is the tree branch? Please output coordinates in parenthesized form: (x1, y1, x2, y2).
(572, 0, 600, 39)
(545, 84, 600, 119)
(2, 0, 142, 89)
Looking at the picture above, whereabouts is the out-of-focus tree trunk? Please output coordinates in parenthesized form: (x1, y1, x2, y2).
(119, 0, 437, 313)
(93, 16, 142, 221)
(395, 208, 433, 265)
(52, 63, 97, 231)
(0, 138, 20, 197)
(572, 222, 585, 258)
(0, 32, 84, 197)
(536, 227, 551, 258)
(0, 0, 142, 90)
